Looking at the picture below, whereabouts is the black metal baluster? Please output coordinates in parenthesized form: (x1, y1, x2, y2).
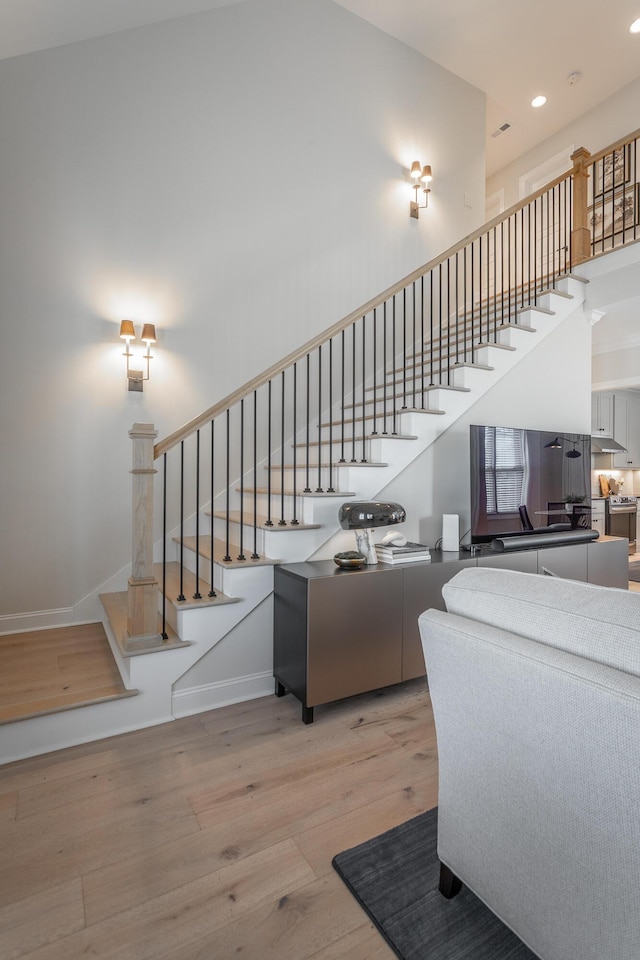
(420, 276, 425, 408)
(392, 297, 398, 433)
(340, 334, 346, 461)
(161, 452, 168, 637)
(402, 288, 407, 407)
(177, 440, 186, 600)
(477, 236, 482, 348)
(361, 317, 367, 462)
(193, 429, 202, 598)
(493, 226, 497, 341)
(280, 370, 287, 523)
(237, 399, 245, 559)
(266, 380, 274, 523)
(351, 324, 357, 458)
(441, 262, 447, 385)
(460, 251, 465, 372)
(412, 282, 417, 407)
(208, 420, 217, 595)
(223, 410, 232, 562)
(304, 355, 311, 491)
(328, 340, 335, 492)
(428, 272, 434, 386)
(316, 346, 324, 490)
(383, 302, 389, 433)
(372, 309, 378, 434)
(252, 392, 260, 555)
(455, 252, 460, 362)
(291, 367, 299, 523)
(470, 242, 475, 357)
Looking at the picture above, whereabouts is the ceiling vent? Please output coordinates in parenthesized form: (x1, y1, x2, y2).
(491, 122, 512, 138)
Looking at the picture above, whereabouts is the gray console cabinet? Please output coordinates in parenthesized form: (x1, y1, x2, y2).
(274, 537, 629, 722)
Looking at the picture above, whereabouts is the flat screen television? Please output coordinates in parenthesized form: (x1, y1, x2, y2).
(470, 424, 592, 544)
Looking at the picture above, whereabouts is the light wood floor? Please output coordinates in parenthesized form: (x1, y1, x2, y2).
(0, 623, 133, 724)
(0, 678, 436, 959)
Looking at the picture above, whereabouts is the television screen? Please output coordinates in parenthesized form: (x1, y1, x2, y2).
(470, 424, 592, 544)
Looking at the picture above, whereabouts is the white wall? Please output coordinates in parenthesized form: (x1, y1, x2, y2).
(0, 0, 486, 624)
(487, 76, 640, 208)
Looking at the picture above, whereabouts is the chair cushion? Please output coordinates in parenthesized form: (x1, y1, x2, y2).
(442, 566, 640, 678)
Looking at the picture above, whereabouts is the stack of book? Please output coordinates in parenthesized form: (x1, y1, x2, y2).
(374, 541, 431, 564)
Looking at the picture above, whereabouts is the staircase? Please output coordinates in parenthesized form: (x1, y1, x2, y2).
(2, 129, 638, 764)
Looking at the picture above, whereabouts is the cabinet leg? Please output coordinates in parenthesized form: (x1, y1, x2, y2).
(302, 705, 314, 724)
(275, 680, 286, 698)
(439, 862, 462, 899)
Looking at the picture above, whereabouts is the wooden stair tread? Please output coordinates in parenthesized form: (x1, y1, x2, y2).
(0, 621, 139, 724)
(100, 591, 188, 657)
(361, 384, 470, 401)
(209, 510, 321, 531)
(153, 562, 239, 609)
(319, 409, 444, 428)
(174, 535, 281, 567)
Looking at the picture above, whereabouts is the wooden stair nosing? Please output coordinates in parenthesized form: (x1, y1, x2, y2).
(294, 432, 418, 450)
(153, 561, 240, 610)
(209, 510, 321, 531)
(403, 339, 516, 369)
(100, 590, 189, 658)
(0, 686, 139, 726)
(266, 460, 389, 471)
(239, 486, 357, 499)
(322, 402, 448, 420)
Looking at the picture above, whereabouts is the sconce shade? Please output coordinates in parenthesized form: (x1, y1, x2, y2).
(421, 164, 432, 183)
(410, 160, 422, 179)
(339, 501, 406, 530)
(119, 319, 135, 340)
(141, 323, 157, 344)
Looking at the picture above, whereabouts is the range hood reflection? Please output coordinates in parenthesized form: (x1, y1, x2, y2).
(591, 436, 627, 453)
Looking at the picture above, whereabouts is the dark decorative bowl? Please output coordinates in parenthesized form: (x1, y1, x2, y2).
(333, 551, 367, 569)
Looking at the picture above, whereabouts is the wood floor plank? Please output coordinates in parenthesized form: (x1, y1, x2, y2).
(0, 878, 85, 960)
(307, 923, 396, 959)
(18, 841, 315, 960)
(1, 677, 437, 960)
(294, 778, 438, 879)
(161, 874, 370, 960)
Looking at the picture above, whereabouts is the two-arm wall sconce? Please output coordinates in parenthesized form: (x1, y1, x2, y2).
(119, 320, 157, 391)
(409, 160, 432, 219)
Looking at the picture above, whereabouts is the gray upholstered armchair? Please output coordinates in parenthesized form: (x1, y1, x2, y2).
(419, 566, 640, 960)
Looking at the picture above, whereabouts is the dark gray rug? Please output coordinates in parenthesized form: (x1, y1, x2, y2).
(629, 562, 640, 583)
(332, 807, 536, 960)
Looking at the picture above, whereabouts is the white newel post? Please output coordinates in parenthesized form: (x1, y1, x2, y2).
(125, 422, 163, 652)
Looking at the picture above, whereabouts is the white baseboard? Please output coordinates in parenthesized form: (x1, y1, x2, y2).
(172, 671, 274, 718)
(0, 607, 75, 635)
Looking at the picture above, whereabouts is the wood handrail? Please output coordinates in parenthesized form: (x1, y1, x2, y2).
(154, 168, 574, 459)
(587, 127, 640, 167)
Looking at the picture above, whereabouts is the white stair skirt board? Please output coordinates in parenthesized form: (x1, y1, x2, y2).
(0, 284, 586, 764)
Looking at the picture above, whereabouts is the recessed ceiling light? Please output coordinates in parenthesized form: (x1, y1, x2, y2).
(630, 17, 640, 33)
(531, 95, 547, 108)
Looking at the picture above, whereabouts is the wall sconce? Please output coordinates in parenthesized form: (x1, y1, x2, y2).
(119, 320, 157, 391)
(409, 160, 432, 219)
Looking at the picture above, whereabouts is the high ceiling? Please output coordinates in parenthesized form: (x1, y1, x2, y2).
(2, 0, 640, 176)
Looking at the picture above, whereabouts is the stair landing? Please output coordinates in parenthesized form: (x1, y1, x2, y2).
(0, 622, 137, 724)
